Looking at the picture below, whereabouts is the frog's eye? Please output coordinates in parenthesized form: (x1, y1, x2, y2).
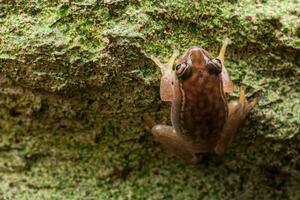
(175, 63, 191, 79)
(207, 58, 222, 75)
(214, 58, 222, 66)
(175, 63, 186, 73)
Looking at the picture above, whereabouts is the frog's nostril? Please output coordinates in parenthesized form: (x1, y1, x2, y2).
(175, 64, 181, 70)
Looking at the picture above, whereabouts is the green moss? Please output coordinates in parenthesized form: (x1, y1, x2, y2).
(0, 0, 300, 199)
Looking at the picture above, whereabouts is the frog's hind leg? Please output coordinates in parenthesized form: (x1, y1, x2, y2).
(215, 87, 257, 155)
(217, 38, 234, 94)
(150, 48, 179, 102)
(151, 125, 198, 163)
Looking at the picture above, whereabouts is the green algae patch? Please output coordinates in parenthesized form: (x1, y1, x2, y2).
(0, 0, 300, 199)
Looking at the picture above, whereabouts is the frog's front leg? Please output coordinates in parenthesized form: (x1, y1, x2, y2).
(150, 48, 179, 102)
(215, 87, 257, 155)
(152, 125, 198, 163)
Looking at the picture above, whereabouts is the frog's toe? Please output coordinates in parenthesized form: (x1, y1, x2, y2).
(238, 86, 258, 113)
(239, 86, 246, 105)
(151, 125, 173, 137)
(150, 47, 179, 72)
(150, 55, 164, 69)
(167, 48, 179, 66)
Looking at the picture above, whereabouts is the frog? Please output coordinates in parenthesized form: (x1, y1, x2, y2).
(150, 38, 257, 163)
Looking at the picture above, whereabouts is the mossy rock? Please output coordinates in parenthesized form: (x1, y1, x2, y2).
(0, 0, 299, 199)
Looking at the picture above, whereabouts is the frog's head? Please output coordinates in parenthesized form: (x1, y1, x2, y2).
(175, 47, 222, 80)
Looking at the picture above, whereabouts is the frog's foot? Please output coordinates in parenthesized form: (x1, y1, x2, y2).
(150, 48, 179, 102)
(151, 125, 198, 163)
(239, 86, 258, 113)
(150, 48, 179, 73)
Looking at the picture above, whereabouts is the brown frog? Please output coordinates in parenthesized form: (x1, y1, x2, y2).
(150, 39, 257, 163)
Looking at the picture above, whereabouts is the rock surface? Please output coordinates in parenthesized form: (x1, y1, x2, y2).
(0, 0, 299, 199)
